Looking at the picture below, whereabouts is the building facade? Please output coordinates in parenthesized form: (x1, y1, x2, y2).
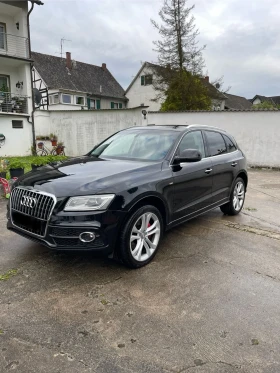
(0, 0, 42, 156)
(32, 51, 127, 111)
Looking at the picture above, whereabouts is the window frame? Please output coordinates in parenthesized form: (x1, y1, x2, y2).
(61, 93, 72, 105)
(75, 95, 85, 106)
(0, 23, 7, 51)
(49, 93, 59, 105)
(203, 130, 228, 158)
(176, 130, 206, 159)
(0, 74, 10, 92)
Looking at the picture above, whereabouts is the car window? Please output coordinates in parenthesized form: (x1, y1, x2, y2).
(90, 130, 179, 161)
(223, 134, 237, 153)
(205, 131, 227, 157)
(178, 131, 205, 158)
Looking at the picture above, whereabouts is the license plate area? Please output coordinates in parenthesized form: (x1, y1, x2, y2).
(11, 211, 47, 237)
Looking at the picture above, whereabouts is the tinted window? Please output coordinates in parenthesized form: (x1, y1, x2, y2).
(205, 131, 227, 157)
(223, 135, 237, 153)
(90, 130, 179, 161)
(178, 131, 205, 158)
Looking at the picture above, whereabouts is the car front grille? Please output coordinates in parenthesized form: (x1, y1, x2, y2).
(10, 187, 56, 237)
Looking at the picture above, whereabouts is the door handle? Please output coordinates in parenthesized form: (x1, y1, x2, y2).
(205, 168, 212, 174)
(231, 162, 238, 167)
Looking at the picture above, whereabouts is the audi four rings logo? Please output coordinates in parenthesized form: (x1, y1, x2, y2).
(20, 195, 37, 208)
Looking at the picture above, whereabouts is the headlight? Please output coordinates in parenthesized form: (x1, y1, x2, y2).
(64, 194, 115, 211)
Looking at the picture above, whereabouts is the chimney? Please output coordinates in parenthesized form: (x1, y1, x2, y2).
(102, 63, 106, 71)
(66, 52, 72, 69)
(204, 76, 209, 83)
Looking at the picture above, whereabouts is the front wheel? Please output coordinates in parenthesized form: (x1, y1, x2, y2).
(119, 205, 163, 268)
(220, 177, 246, 215)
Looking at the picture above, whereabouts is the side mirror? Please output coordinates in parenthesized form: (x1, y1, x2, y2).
(173, 149, 202, 164)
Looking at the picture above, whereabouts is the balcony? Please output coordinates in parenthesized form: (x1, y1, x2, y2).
(0, 92, 29, 114)
(0, 32, 30, 60)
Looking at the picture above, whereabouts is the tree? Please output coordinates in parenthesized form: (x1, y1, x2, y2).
(161, 70, 211, 111)
(151, 0, 210, 110)
(151, 0, 205, 74)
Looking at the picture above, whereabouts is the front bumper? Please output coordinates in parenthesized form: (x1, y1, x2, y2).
(7, 208, 127, 255)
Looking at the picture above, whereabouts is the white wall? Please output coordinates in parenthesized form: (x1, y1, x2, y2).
(0, 114, 32, 156)
(34, 107, 146, 156)
(148, 111, 280, 167)
(126, 65, 162, 111)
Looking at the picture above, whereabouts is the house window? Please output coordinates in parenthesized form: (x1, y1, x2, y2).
(0, 75, 9, 92)
(90, 99, 95, 109)
(49, 94, 59, 105)
(141, 75, 153, 86)
(111, 102, 123, 109)
(0, 23, 7, 50)
(12, 120, 23, 129)
(61, 94, 72, 104)
(75, 96, 85, 105)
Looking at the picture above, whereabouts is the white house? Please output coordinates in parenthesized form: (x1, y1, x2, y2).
(125, 62, 163, 111)
(126, 62, 230, 111)
(0, 0, 42, 156)
(250, 95, 280, 106)
(32, 51, 128, 111)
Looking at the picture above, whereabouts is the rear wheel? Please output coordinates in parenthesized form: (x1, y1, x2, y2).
(119, 205, 163, 268)
(220, 177, 245, 215)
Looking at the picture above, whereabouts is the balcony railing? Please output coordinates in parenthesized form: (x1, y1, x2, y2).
(0, 32, 30, 59)
(0, 92, 29, 114)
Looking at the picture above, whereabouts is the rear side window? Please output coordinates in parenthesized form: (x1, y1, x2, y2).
(223, 135, 237, 153)
(205, 131, 227, 157)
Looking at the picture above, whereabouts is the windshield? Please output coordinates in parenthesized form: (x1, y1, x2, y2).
(90, 129, 179, 161)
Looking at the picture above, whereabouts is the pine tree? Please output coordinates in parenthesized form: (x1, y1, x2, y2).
(151, 0, 210, 110)
(151, 0, 205, 74)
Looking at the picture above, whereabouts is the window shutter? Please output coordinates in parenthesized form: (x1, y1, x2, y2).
(119, 103, 123, 109)
(96, 99, 101, 109)
(87, 98, 90, 109)
(111, 102, 114, 109)
(141, 76, 145, 86)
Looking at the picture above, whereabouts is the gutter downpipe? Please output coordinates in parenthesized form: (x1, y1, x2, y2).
(27, 1, 36, 154)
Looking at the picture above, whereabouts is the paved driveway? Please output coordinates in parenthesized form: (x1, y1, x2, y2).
(1, 170, 280, 373)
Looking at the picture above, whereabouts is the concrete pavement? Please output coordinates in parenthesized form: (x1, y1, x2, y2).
(0, 169, 280, 373)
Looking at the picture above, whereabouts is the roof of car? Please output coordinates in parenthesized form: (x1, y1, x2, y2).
(128, 124, 227, 132)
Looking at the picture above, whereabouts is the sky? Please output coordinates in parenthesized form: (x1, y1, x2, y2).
(30, 0, 280, 99)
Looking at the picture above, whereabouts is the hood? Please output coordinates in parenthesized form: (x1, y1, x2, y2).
(17, 156, 162, 198)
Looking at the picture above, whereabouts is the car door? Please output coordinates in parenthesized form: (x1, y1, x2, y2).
(171, 130, 213, 222)
(203, 130, 239, 204)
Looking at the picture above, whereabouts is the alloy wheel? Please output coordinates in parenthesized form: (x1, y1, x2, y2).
(130, 212, 161, 262)
(233, 181, 245, 211)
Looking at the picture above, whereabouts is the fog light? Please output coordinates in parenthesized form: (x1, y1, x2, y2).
(79, 232, 96, 243)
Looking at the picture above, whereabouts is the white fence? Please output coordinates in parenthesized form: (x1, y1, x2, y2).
(34, 108, 146, 156)
(34, 109, 280, 167)
(148, 110, 280, 168)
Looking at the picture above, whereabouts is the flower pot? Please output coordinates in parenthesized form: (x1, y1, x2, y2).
(51, 140, 57, 146)
(10, 168, 24, 178)
(56, 146, 64, 155)
(38, 142, 44, 149)
(0, 171, 7, 179)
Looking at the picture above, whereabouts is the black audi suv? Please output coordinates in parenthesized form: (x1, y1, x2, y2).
(7, 125, 247, 268)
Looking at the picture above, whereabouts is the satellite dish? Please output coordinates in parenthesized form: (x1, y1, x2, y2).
(215, 83, 221, 89)
(33, 88, 42, 106)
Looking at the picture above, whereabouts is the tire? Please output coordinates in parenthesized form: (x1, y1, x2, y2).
(118, 205, 163, 269)
(36, 149, 48, 156)
(220, 177, 246, 215)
